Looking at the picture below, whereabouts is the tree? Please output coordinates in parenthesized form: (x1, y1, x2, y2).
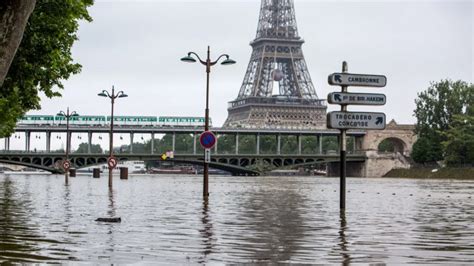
(0, 1, 36, 86)
(0, 0, 93, 137)
(412, 80, 473, 164)
(74, 142, 103, 154)
(411, 135, 441, 164)
(442, 114, 474, 166)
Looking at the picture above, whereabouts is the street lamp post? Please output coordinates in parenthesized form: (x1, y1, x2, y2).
(181, 46, 236, 198)
(98, 86, 128, 189)
(57, 107, 79, 185)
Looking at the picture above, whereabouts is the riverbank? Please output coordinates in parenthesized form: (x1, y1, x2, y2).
(384, 167, 474, 179)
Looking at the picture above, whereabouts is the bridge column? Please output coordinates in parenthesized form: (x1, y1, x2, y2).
(25, 131, 31, 152)
(46, 132, 51, 153)
(256, 133, 260, 155)
(130, 133, 134, 154)
(319, 134, 323, 154)
(214, 135, 218, 154)
(235, 133, 239, 155)
(172, 132, 176, 152)
(193, 133, 197, 155)
(87, 131, 92, 154)
(4, 137, 10, 151)
(277, 134, 281, 155)
(151, 133, 155, 154)
(297, 134, 302, 155)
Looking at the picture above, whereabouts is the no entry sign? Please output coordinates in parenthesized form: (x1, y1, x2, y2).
(200, 131, 217, 149)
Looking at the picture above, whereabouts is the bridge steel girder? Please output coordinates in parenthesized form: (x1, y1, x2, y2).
(0, 152, 366, 176)
(8, 126, 366, 156)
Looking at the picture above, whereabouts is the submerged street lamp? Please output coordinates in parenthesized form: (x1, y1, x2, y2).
(98, 86, 128, 189)
(57, 107, 79, 185)
(181, 46, 236, 198)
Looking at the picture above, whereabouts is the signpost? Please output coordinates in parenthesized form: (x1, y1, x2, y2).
(327, 61, 387, 210)
(327, 111, 386, 130)
(327, 92, 386, 106)
(328, 73, 387, 87)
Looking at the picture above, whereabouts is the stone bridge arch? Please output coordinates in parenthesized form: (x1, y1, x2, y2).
(360, 120, 417, 177)
(362, 120, 417, 156)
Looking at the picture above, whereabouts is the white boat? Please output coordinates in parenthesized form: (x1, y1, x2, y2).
(80, 161, 146, 174)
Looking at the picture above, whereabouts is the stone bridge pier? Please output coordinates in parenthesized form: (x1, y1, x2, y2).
(327, 120, 417, 177)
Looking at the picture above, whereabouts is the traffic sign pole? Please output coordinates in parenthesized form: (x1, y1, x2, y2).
(327, 61, 387, 211)
(200, 130, 216, 198)
(340, 61, 348, 210)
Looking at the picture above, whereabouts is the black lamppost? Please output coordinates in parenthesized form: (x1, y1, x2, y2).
(98, 86, 128, 189)
(181, 46, 236, 198)
(57, 107, 79, 185)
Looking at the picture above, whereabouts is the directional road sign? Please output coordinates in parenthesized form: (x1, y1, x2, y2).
(328, 92, 386, 105)
(200, 131, 217, 149)
(328, 73, 387, 87)
(107, 157, 118, 169)
(62, 160, 71, 170)
(327, 111, 386, 130)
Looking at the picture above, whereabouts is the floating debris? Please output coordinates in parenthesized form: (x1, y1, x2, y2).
(95, 217, 121, 223)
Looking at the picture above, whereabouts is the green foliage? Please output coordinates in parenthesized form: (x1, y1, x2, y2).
(260, 135, 277, 154)
(216, 134, 235, 154)
(441, 115, 474, 166)
(301, 136, 318, 154)
(411, 136, 442, 163)
(281, 135, 297, 154)
(239, 135, 256, 154)
(0, 0, 93, 137)
(412, 80, 473, 164)
(173, 134, 194, 153)
(378, 139, 395, 152)
(322, 136, 338, 152)
(74, 142, 103, 154)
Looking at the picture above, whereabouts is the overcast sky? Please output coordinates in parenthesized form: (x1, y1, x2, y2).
(32, 0, 473, 126)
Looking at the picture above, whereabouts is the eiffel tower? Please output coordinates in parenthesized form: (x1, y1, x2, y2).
(223, 0, 327, 129)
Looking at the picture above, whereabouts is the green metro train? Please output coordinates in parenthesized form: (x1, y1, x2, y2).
(18, 115, 212, 127)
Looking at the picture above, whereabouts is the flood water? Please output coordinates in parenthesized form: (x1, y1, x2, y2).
(0, 173, 473, 264)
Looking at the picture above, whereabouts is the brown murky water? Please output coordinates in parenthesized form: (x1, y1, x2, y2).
(0, 173, 473, 263)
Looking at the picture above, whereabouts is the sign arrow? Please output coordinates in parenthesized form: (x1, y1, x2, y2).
(334, 93, 342, 102)
(375, 116, 384, 125)
(334, 74, 342, 83)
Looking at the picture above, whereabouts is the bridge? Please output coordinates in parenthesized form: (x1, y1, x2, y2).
(0, 120, 416, 176)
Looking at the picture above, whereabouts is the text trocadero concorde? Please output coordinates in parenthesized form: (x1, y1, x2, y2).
(327, 111, 386, 130)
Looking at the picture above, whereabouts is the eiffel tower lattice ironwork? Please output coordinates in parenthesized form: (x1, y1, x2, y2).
(224, 0, 327, 130)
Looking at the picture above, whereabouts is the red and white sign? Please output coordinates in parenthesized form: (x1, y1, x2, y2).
(107, 157, 118, 169)
(200, 131, 217, 149)
(62, 160, 71, 170)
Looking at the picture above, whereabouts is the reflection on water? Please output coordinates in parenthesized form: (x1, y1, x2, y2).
(338, 210, 350, 264)
(0, 176, 63, 262)
(0, 174, 472, 264)
(234, 185, 308, 263)
(198, 199, 214, 263)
